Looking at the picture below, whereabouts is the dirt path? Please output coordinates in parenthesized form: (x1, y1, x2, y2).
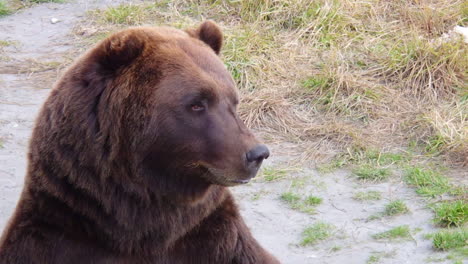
(0, 1, 455, 263)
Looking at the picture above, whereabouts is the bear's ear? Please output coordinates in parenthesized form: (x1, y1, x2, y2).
(94, 31, 146, 72)
(186, 21, 223, 55)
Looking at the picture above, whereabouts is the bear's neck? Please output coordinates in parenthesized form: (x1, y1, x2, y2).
(22, 164, 228, 256)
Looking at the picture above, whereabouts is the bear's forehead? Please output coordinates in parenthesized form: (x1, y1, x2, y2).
(136, 27, 238, 99)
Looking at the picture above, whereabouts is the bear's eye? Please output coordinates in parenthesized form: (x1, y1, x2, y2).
(191, 102, 205, 112)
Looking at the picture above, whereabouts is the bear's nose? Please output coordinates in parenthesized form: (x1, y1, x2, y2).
(246, 144, 270, 163)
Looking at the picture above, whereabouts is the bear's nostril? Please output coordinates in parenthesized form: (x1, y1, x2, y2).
(246, 144, 270, 163)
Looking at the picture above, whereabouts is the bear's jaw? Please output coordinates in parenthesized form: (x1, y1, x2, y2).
(201, 166, 254, 187)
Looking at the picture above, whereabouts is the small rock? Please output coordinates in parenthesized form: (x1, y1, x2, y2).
(50, 18, 59, 24)
(453, 26, 468, 43)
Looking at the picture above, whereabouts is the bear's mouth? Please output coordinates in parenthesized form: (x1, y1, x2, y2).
(228, 179, 250, 184)
(200, 166, 252, 187)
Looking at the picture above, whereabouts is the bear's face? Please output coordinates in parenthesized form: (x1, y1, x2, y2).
(90, 22, 269, 188)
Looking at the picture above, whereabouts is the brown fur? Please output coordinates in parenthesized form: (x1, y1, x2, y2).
(0, 21, 280, 264)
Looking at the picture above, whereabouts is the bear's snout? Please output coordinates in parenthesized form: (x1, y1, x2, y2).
(245, 144, 270, 178)
(246, 144, 270, 164)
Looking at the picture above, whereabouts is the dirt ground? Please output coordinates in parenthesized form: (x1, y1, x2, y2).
(0, 1, 460, 263)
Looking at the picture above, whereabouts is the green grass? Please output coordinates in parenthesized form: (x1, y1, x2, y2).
(0, 1, 10, 16)
(425, 134, 447, 155)
(352, 165, 390, 181)
(222, 25, 275, 90)
(372, 225, 412, 241)
(353, 191, 382, 201)
(280, 192, 322, 215)
(317, 149, 407, 174)
(383, 200, 409, 216)
(28, 0, 64, 3)
(432, 228, 468, 252)
(0, 40, 14, 47)
(364, 150, 408, 165)
(432, 200, 468, 227)
(366, 251, 396, 264)
(280, 192, 300, 204)
(367, 255, 380, 264)
(330, 245, 342, 252)
(261, 167, 288, 182)
(404, 167, 453, 197)
(316, 157, 348, 173)
(300, 221, 334, 246)
(304, 195, 323, 206)
(302, 76, 332, 92)
(101, 4, 146, 25)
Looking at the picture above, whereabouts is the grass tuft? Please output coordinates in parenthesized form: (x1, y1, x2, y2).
(304, 196, 323, 206)
(0, 0, 10, 16)
(28, 0, 64, 3)
(353, 191, 382, 201)
(404, 167, 454, 197)
(280, 192, 300, 204)
(300, 221, 334, 246)
(432, 228, 468, 252)
(373, 31, 467, 100)
(432, 200, 468, 228)
(383, 200, 410, 216)
(280, 192, 322, 215)
(373, 225, 412, 241)
(99, 4, 147, 25)
(261, 167, 288, 182)
(352, 165, 390, 182)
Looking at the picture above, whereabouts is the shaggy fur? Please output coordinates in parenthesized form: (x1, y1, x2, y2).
(0, 21, 279, 264)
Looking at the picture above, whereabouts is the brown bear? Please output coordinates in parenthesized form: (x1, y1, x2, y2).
(0, 21, 280, 264)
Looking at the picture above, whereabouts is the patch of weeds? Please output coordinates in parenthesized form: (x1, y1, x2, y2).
(375, 33, 467, 100)
(222, 26, 275, 90)
(366, 251, 396, 264)
(317, 149, 406, 174)
(329, 245, 342, 252)
(0, 1, 10, 16)
(364, 150, 408, 165)
(367, 255, 380, 264)
(0, 40, 15, 47)
(100, 4, 146, 25)
(425, 134, 447, 155)
(280, 192, 322, 215)
(404, 167, 453, 197)
(353, 190, 382, 201)
(372, 225, 411, 241)
(432, 200, 468, 227)
(302, 75, 332, 92)
(316, 157, 348, 173)
(383, 200, 410, 216)
(261, 167, 288, 182)
(28, 0, 64, 3)
(291, 178, 306, 189)
(447, 249, 467, 264)
(432, 228, 468, 252)
(251, 190, 268, 201)
(304, 196, 323, 206)
(300, 221, 334, 246)
(352, 164, 390, 182)
(280, 192, 300, 204)
(424, 256, 446, 262)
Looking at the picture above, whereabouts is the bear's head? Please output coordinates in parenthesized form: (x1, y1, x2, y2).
(51, 21, 269, 197)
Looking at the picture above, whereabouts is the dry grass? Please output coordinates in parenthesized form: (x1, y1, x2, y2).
(77, 0, 467, 165)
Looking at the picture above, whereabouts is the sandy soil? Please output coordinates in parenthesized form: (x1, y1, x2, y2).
(0, 1, 457, 263)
